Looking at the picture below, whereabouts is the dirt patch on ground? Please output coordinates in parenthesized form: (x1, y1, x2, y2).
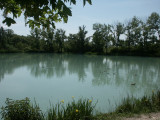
(124, 112, 160, 120)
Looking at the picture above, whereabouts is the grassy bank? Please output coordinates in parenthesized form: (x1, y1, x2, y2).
(96, 90, 160, 120)
(1, 91, 160, 120)
(0, 98, 96, 120)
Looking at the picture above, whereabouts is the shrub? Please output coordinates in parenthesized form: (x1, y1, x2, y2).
(1, 97, 44, 120)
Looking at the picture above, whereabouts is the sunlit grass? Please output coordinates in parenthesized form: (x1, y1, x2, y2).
(96, 90, 160, 120)
(115, 90, 160, 114)
(1, 98, 96, 120)
(1, 90, 160, 120)
(46, 98, 96, 120)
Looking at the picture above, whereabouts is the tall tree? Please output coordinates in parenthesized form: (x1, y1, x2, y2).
(92, 23, 113, 53)
(46, 28, 55, 51)
(0, 27, 6, 48)
(92, 24, 104, 53)
(114, 22, 124, 47)
(66, 33, 78, 52)
(125, 21, 132, 49)
(77, 25, 88, 53)
(30, 28, 41, 49)
(147, 12, 160, 42)
(55, 29, 66, 53)
(140, 23, 148, 48)
(125, 17, 142, 48)
(130, 16, 142, 46)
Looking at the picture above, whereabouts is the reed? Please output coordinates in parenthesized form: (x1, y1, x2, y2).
(116, 90, 160, 114)
(96, 90, 160, 120)
(46, 99, 96, 120)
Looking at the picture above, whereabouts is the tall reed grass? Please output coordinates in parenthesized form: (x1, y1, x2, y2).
(46, 99, 96, 120)
(116, 90, 160, 114)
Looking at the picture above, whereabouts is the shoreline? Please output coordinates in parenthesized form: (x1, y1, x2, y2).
(1, 91, 160, 120)
(0, 51, 160, 58)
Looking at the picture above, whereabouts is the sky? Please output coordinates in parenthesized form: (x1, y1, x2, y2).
(0, 0, 160, 36)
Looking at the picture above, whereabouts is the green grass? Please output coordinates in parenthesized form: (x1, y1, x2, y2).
(115, 91, 160, 114)
(1, 98, 96, 120)
(1, 91, 160, 120)
(46, 99, 96, 120)
(95, 90, 160, 120)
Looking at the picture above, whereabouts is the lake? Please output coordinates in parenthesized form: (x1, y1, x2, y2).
(0, 53, 160, 114)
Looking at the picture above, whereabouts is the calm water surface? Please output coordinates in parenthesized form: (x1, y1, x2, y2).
(0, 53, 160, 114)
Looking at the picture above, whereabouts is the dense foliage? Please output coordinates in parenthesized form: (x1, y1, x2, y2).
(1, 98, 43, 120)
(0, 12, 160, 56)
(0, 0, 92, 29)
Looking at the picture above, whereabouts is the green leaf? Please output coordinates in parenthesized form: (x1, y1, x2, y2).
(1, 0, 92, 28)
(63, 16, 68, 23)
(63, 5, 72, 16)
(83, 0, 86, 6)
(2, 17, 16, 26)
(87, 0, 92, 5)
(17, 10, 22, 17)
(71, 0, 76, 4)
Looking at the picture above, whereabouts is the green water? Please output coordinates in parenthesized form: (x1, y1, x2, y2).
(0, 53, 160, 113)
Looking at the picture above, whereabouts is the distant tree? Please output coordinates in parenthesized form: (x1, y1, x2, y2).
(30, 28, 41, 49)
(114, 22, 125, 47)
(46, 28, 55, 51)
(130, 16, 142, 46)
(141, 22, 150, 48)
(0, 27, 6, 48)
(92, 23, 113, 53)
(77, 25, 89, 53)
(55, 29, 66, 53)
(66, 33, 78, 52)
(5, 29, 14, 45)
(102, 24, 113, 50)
(0, 12, 160, 56)
(92, 24, 105, 53)
(125, 21, 132, 49)
(147, 12, 160, 42)
(125, 17, 142, 49)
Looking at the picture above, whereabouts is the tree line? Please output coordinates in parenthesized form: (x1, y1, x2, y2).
(0, 12, 160, 56)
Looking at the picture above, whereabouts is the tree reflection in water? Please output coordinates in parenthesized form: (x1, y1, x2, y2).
(0, 53, 160, 94)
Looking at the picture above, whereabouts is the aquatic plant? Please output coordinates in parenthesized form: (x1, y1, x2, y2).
(46, 99, 96, 120)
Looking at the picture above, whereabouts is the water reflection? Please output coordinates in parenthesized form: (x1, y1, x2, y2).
(29, 54, 66, 78)
(0, 53, 160, 93)
(93, 56, 160, 93)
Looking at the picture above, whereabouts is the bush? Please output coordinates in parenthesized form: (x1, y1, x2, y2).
(1, 97, 44, 120)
